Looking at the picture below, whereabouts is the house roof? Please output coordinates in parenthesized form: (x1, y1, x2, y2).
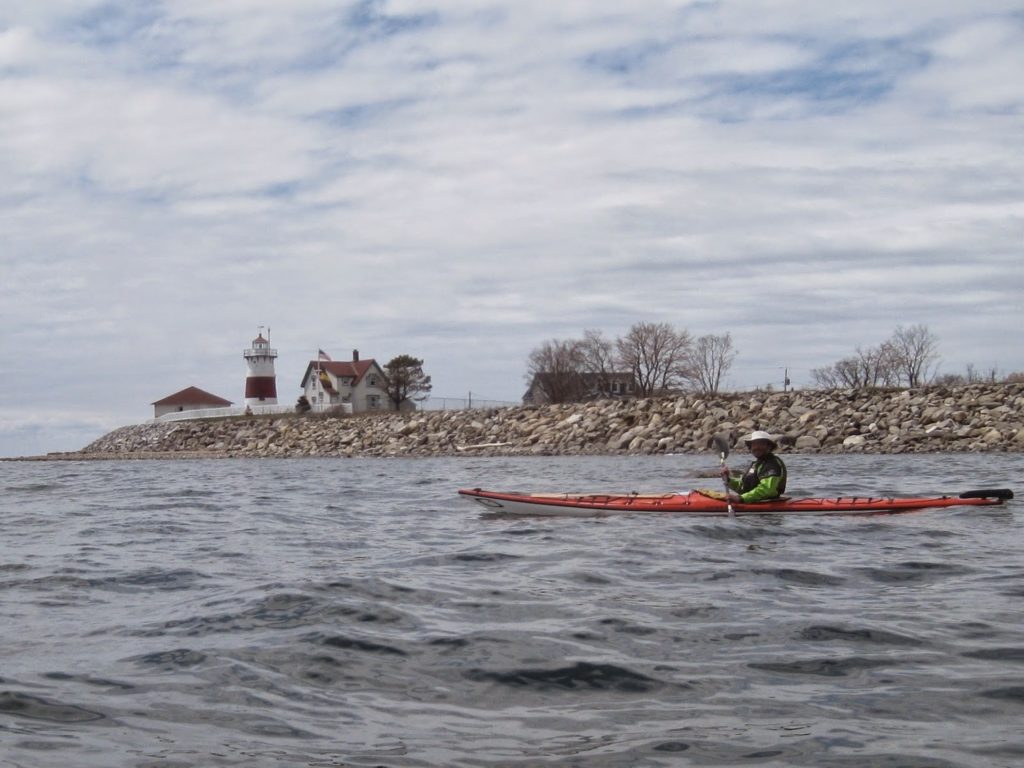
(303, 359, 382, 387)
(152, 386, 233, 407)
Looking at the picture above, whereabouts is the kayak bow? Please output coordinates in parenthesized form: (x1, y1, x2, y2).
(457, 487, 1013, 517)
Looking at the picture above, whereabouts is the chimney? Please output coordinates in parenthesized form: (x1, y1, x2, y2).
(352, 349, 359, 362)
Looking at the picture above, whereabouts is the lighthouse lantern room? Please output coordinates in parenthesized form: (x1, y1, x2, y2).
(244, 327, 278, 406)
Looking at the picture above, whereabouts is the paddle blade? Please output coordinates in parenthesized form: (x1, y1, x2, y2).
(959, 488, 1014, 500)
(711, 434, 731, 459)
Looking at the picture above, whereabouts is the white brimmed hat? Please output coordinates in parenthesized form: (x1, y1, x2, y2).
(744, 430, 777, 448)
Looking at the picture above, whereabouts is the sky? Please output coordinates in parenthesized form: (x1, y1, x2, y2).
(2, 1, 1023, 457)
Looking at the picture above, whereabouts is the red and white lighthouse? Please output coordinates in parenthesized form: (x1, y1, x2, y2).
(244, 327, 278, 406)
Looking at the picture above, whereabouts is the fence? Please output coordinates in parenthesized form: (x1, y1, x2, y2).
(152, 402, 351, 423)
(420, 395, 519, 411)
(152, 397, 515, 422)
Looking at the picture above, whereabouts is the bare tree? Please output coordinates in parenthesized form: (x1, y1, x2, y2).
(811, 344, 897, 389)
(578, 329, 618, 398)
(812, 326, 941, 390)
(524, 338, 586, 403)
(615, 322, 693, 396)
(810, 364, 842, 389)
(812, 356, 863, 389)
(889, 324, 940, 387)
(835, 358, 863, 388)
(963, 363, 999, 383)
(836, 357, 868, 388)
(684, 332, 737, 394)
(851, 343, 900, 387)
(875, 342, 903, 386)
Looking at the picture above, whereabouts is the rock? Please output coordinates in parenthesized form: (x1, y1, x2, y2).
(628, 436, 648, 452)
(62, 381, 1024, 460)
(795, 435, 822, 450)
(398, 420, 421, 436)
(798, 411, 818, 425)
(810, 425, 829, 442)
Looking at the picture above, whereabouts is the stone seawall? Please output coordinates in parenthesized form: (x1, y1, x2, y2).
(43, 382, 1024, 460)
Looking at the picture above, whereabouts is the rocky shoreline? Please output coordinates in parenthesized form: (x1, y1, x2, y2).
(15, 382, 1024, 461)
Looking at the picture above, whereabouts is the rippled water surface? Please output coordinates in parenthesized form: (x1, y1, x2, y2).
(2, 454, 1022, 767)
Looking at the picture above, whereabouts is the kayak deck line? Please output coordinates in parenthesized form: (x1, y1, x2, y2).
(458, 487, 1014, 517)
(527, 492, 679, 500)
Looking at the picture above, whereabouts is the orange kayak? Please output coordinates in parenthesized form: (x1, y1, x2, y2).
(457, 487, 1013, 517)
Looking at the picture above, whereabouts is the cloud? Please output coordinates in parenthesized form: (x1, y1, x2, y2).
(0, 408, 118, 457)
(1, 1, 1022, 456)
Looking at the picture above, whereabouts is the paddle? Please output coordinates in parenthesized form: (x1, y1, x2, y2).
(711, 434, 735, 516)
(959, 488, 1013, 500)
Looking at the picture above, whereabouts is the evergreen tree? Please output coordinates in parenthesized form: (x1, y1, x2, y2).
(384, 355, 433, 407)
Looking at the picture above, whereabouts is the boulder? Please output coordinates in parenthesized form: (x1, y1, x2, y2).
(71, 381, 1024, 459)
(795, 435, 821, 450)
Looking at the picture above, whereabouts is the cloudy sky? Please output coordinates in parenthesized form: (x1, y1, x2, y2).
(2, 1, 1022, 457)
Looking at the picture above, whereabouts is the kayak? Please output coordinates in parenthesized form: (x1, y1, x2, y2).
(457, 487, 1014, 517)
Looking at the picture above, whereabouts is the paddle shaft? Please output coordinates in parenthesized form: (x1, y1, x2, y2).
(712, 435, 735, 516)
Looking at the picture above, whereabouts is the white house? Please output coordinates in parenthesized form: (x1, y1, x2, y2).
(300, 350, 395, 413)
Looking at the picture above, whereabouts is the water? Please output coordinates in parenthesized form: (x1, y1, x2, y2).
(1, 453, 1022, 768)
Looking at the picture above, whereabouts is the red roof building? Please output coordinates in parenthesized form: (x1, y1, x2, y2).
(300, 351, 396, 413)
(152, 386, 233, 418)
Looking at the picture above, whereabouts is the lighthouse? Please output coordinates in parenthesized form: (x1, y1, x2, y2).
(244, 327, 278, 406)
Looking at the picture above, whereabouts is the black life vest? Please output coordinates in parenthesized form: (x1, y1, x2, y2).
(739, 454, 787, 494)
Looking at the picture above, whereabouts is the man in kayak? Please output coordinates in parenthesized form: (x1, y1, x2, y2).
(722, 430, 787, 503)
